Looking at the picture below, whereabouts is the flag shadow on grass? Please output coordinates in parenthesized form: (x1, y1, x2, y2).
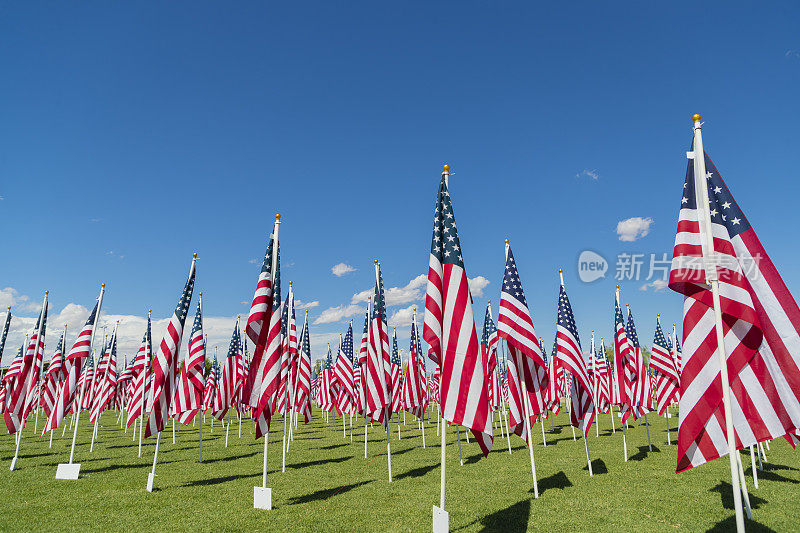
(82, 460, 176, 475)
(707, 516, 777, 533)
(477, 499, 531, 532)
(708, 481, 768, 511)
(536, 471, 572, 495)
(201, 451, 259, 464)
(318, 443, 349, 450)
(288, 480, 372, 505)
(287, 456, 351, 469)
(395, 463, 438, 480)
(583, 459, 608, 475)
(629, 445, 660, 461)
(182, 472, 260, 487)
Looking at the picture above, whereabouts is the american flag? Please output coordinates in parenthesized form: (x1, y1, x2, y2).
(294, 312, 312, 423)
(499, 244, 547, 443)
(671, 324, 682, 374)
(403, 309, 427, 418)
(650, 318, 679, 416)
(144, 256, 196, 438)
(319, 344, 335, 411)
(481, 302, 500, 410)
(627, 306, 651, 418)
(555, 283, 595, 436)
(125, 313, 152, 428)
(390, 328, 402, 413)
(42, 297, 101, 434)
(202, 357, 218, 412)
(366, 261, 392, 423)
(90, 324, 118, 423)
(5, 294, 47, 434)
(0, 307, 11, 364)
(40, 332, 65, 418)
(670, 138, 800, 471)
(613, 293, 634, 420)
(334, 324, 356, 415)
(355, 308, 369, 416)
(276, 291, 294, 415)
(423, 170, 492, 455)
(214, 318, 242, 420)
(593, 342, 612, 413)
(243, 221, 279, 439)
(175, 296, 205, 424)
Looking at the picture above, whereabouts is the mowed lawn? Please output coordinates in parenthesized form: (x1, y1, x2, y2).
(0, 409, 797, 532)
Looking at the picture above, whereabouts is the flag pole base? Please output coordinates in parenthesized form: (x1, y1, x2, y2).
(9, 457, 18, 471)
(55, 463, 81, 480)
(146, 473, 156, 492)
(432, 505, 449, 532)
(254, 486, 272, 510)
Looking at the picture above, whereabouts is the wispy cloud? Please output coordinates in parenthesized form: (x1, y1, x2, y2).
(314, 303, 363, 324)
(106, 250, 125, 260)
(248, 258, 259, 264)
(0, 195, 4, 201)
(468, 276, 490, 297)
(295, 299, 319, 310)
(640, 279, 668, 292)
(576, 169, 599, 180)
(786, 49, 800, 60)
(90, 218, 101, 223)
(616, 216, 653, 242)
(332, 262, 356, 277)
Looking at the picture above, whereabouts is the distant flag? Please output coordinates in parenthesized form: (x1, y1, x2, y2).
(627, 306, 651, 418)
(41, 331, 65, 418)
(366, 261, 392, 423)
(390, 328, 402, 413)
(650, 317, 680, 416)
(202, 357, 218, 412)
(126, 312, 152, 428)
(90, 323, 118, 423)
(214, 318, 242, 420)
(334, 324, 356, 415)
(555, 279, 595, 436)
(0, 307, 11, 364)
(175, 295, 205, 424)
(403, 308, 427, 418)
(5, 293, 48, 434)
(294, 312, 313, 423)
(423, 169, 493, 455)
(613, 289, 635, 422)
(144, 255, 196, 438)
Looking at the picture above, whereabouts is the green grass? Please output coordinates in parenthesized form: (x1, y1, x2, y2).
(0, 409, 797, 532)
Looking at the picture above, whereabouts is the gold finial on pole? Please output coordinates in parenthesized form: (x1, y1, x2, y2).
(443, 164, 449, 172)
(276, 214, 281, 220)
(692, 114, 702, 123)
(504, 238, 509, 245)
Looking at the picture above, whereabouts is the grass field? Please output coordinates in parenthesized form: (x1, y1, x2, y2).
(0, 409, 797, 532)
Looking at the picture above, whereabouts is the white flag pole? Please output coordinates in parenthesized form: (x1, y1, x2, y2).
(592, 331, 599, 438)
(364, 298, 371, 460)
(691, 114, 746, 532)
(56, 284, 104, 480)
(198, 310, 205, 463)
(255, 214, 280, 511)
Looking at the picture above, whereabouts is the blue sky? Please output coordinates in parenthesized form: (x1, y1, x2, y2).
(2, 2, 799, 365)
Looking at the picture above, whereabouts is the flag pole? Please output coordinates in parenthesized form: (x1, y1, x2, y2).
(364, 297, 371, 459)
(592, 331, 599, 438)
(691, 114, 745, 532)
(198, 303, 205, 463)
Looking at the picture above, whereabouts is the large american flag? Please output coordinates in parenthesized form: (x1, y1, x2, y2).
(670, 141, 800, 472)
(613, 293, 634, 419)
(498, 245, 547, 443)
(244, 222, 279, 439)
(144, 256, 196, 438)
(334, 324, 356, 415)
(42, 297, 101, 435)
(423, 171, 492, 455)
(650, 318, 680, 416)
(175, 297, 205, 424)
(555, 284, 595, 436)
(366, 261, 392, 423)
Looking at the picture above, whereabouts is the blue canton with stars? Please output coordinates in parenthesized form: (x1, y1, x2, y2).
(681, 149, 750, 238)
(341, 323, 353, 361)
(172, 262, 196, 327)
(372, 263, 387, 324)
(481, 304, 497, 347)
(391, 329, 400, 367)
(626, 308, 640, 349)
(653, 321, 669, 352)
(557, 285, 581, 349)
(430, 176, 466, 269)
(502, 248, 528, 308)
(225, 318, 241, 360)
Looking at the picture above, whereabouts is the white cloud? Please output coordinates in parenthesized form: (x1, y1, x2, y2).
(351, 274, 427, 306)
(332, 263, 356, 277)
(313, 303, 363, 325)
(248, 258, 258, 264)
(90, 218, 101, 223)
(468, 276, 490, 297)
(786, 49, 800, 59)
(640, 279, 668, 292)
(0, 195, 4, 201)
(106, 250, 125, 260)
(295, 299, 319, 310)
(576, 169, 599, 180)
(616, 217, 654, 242)
(388, 305, 418, 329)
(0, 287, 43, 313)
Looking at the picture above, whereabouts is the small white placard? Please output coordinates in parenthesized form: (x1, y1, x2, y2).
(146, 473, 156, 493)
(254, 486, 272, 510)
(55, 463, 81, 480)
(432, 505, 449, 533)
(686, 152, 695, 159)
